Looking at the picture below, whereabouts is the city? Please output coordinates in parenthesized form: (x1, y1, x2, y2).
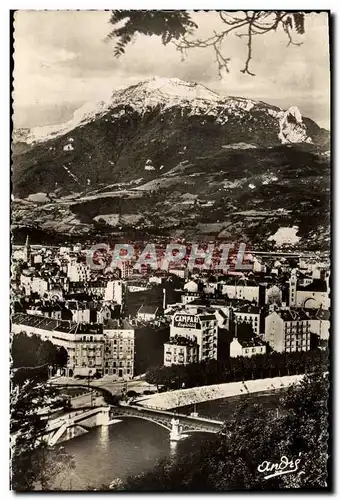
(11, 237, 330, 467)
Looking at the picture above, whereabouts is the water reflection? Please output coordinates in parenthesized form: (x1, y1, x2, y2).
(169, 440, 178, 458)
(98, 425, 109, 451)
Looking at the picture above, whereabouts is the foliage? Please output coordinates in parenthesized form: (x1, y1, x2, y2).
(145, 348, 328, 390)
(107, 11, 198, 56)
(10, 377, 75, 491)
(11, 332, 68, 369)
(30, 445, 76, 491)
(108, 10, 307, 76)
(277, 370, 329, 488)
(109, 370, 330, 491)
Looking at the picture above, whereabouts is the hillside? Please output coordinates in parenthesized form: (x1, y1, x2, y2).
(11, 77, 330, 250)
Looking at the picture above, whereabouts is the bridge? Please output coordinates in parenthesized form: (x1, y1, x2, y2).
(111, 403, 224, 441)
(43, 401, 224, 445)
(45, 406, 110, 446)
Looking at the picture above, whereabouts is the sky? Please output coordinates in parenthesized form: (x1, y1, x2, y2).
(13, 10, 330, 129)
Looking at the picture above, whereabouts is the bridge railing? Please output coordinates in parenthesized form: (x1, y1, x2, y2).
(115, 403, 224, 426)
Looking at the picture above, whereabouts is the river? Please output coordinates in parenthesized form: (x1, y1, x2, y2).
(53, 390, 284, 490)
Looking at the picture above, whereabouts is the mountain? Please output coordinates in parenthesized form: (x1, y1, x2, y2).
(11, 77, 330, 250)
(12, 77, 329, 196)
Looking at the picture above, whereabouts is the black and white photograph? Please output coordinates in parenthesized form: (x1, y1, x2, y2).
(10, 9, 331, 491)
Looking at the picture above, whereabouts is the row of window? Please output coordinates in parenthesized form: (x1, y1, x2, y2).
(104, 368, 131, 375)
(285, 347, 309, 352)
(237, 315, 258, 322)
(244, 347, 264, 354)
(104, 360, 132, 367)
(285, 341, 310, 346)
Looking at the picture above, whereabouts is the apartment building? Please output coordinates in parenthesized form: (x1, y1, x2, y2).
(234, 304, 261, 336)
(103, 319, 135, 380)
(164, 335, 198, 366)
(168, 309, 218, 362)
(264, 309, 311, 353)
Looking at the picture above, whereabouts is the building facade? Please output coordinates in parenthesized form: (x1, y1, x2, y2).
(73, 329, 104, 376)
(67, 261, 91, 283)
(289, 272, 329, 309)
(164, 336, 198, 366)
(12, 313, 134, 380)
(230, 337, 266, 358)
(234, 305, 260, 336)
(169, 310, 218, 362)
(137, 305, 161, 322)
(264, 310, 311, 353)
(104, 280, 125, 305)
(103, 320, 135, 379)
(20, 274, 49, 297)
(221, 278, 260, 303)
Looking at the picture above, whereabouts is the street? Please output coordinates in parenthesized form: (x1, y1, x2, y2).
(51, 375, 158, 396)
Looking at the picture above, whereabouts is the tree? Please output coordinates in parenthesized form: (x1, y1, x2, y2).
(11, 332, 67, 371)
(107, 11, 197, 56)
(144, 349, 328, 391)
(31, 445, 75, 491)
(55, 346, 68, 368)
(11, 377, 75, 491)
(107, 369, 329, 491)
(276, 370, 329, 488)
(108, 11, 307, 77)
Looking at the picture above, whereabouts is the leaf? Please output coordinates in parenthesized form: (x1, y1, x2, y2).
(292, 13, 305, 35)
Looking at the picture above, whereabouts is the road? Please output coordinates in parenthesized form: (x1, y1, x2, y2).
(51, 376, 157, 396)
(68, 393, 106, 408)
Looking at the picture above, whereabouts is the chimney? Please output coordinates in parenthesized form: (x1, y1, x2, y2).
(163, 288, 167, 310)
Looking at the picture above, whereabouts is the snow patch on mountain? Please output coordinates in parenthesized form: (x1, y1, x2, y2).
(23, 99, 112, 145)
(268, 226, 301, 246)
(137, 76, 221, 101)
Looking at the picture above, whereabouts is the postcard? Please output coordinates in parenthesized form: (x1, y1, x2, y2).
(10, 10, 330, 491)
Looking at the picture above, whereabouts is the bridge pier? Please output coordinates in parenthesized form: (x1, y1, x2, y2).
(170, 418, 182, 442)
(96, 407, 110, 426)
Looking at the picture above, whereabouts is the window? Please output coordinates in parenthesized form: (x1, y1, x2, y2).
(245, 349, 249, 353)
(252, 348, 256, 353)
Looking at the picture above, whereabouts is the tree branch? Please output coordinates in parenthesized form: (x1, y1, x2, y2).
(109, 10, 306, 78)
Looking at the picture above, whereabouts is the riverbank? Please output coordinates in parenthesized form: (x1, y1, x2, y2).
(136, 375, 304, 410)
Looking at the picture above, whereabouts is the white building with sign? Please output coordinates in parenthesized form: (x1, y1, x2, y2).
(167, 310, 218, 363)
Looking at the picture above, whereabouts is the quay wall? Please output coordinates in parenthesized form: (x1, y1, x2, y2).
(135, 375, 304, 410)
